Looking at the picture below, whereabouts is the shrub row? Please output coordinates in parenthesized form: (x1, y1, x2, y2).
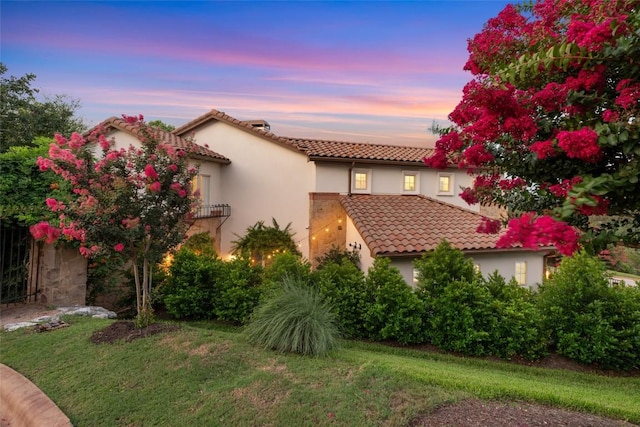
(159, 240, 640, 369)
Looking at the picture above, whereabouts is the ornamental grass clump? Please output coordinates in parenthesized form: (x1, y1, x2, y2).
(244, 277, 340, 357)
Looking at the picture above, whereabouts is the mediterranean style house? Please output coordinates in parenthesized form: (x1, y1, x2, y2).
(167, 109, 550, 287)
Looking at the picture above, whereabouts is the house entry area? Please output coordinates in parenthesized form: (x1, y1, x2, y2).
(0, 224, 39, 303)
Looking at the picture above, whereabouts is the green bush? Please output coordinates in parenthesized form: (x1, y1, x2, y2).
(262, 252, 311, 293)
(244, 277, 341, 356)
(314, 259, 369, 339)
(315, 244, 360, 269)
(414, 240, 478, 295)
(538, 251, 640, 370)
(213, 257, 263, 324)
(483, 271, 548, 360)
(428, 279, 496, 356)
(162, 248, 223, 319)
(364, 258, 425, 344)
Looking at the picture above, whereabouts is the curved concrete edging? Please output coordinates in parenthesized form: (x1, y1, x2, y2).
(0, 364, 72, 427)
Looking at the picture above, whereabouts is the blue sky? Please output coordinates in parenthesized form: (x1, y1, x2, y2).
(2, 1, 512, 146)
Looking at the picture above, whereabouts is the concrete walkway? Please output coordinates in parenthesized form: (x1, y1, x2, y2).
(0, 364, 72, 427)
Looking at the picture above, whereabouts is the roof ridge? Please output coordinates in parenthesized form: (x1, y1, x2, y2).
(414, 194, 489, 218)
(284, 136, 434, 151)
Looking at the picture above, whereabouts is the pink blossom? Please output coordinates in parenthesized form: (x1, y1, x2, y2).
(170, 182, 182, 192)
(476, 217, 501, 234)
(423, 151, 449, 169)
(54, 134, 67, 146)
(29, 221, 61, 245)
(168, 164, 178, 172)
(556, 128, 602, 163)
(114, 243, 125, 252)
(144, 164, 159, 180)
(496, 213, 580, 256)
(149, 181, 162, 192)
(68, 132, 86, 149)
(98, 135, 111, 151)
(45, 198, 65, 212)
(530, 140, 556, 160)
(602, 110, 620, 123)
(36, 156, 54, 171)
(460, 188, 479, 205)
(615, 79, 640, 110)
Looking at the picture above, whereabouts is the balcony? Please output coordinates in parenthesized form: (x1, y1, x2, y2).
(195, 203, 231, 219)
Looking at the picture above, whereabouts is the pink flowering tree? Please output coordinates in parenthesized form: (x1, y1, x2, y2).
(30, 115, 198, 326)
(425, 0, 640, 256)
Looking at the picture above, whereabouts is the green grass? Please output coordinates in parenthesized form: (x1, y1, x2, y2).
(609, 270, 640, 280)
(1, 317, 639, 426)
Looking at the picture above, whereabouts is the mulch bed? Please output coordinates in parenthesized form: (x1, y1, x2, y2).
(90, 320, 179, 344)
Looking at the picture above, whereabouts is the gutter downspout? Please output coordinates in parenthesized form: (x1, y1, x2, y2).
(348, 161, 355, 196)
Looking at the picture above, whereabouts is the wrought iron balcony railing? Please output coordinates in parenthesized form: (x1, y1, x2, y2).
(195, 203, 231, 219)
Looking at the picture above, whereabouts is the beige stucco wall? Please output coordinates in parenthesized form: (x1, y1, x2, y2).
(345, 216, 373, 273)
(314, 163, 478, 211)
(190, 122, 315, 259)
(388, 250, 546, 289)
(308, 193, 347, 266)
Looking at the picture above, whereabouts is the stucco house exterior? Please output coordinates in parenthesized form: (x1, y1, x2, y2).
(171, 109, 551, 287)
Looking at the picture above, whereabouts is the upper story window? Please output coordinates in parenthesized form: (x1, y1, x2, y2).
(403, 171, 420, 194)
(515, 261, 527, 285)
(192, 174, 211, 216)
(437, 173, 454, 196)
(352, 168, 371, 193)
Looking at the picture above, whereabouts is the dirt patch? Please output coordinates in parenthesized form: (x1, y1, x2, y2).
(409, 399, 637, 427)
(90, 321, 179, 344)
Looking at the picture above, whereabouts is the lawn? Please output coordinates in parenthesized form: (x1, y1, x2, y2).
(1, 317, 639, 426)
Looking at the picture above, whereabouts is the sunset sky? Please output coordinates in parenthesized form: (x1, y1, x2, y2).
(2, 1, 512, 146)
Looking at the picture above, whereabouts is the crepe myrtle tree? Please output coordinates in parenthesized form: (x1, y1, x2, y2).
(30, 115, 199, 327)
(425, 0, 640, 256)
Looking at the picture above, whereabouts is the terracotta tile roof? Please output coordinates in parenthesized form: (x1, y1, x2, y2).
(173, 109, 437, 165)
(290, 138, 435, 164)
(340, 194, 502, 256)
(88, 117, 230, 163)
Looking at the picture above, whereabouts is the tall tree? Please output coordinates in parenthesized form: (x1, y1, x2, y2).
(0, 63, 85, 151)
(425, 0, 639, 255)
(30, 116, 198, 326)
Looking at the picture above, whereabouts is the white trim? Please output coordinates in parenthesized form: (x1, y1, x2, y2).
(437, 173, 454, 196)
(402, 170, 420, 194)
(351, 168, 372, 194)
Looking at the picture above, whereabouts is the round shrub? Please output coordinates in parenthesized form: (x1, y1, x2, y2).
(244, 277, 341, 356)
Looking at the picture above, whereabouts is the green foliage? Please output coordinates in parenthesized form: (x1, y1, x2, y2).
(182, 232, 217, 257)
(0, 63, 84, 152)
(315, 244, 361, 269)
(262, 252, 311, 294)
(147, 119, 175, 132)
(213, 257, 263, 324)
(245, 276, 341, 356)
(428, 279, 497, 356)
(314, 259, 369, 339)
(0, 137, 63, 225)
(538, 251, 640, 370)
(162, 248, 262, 324)
(162, 248, 222, 319)
(482, 271, 548, 360)
(414, 240, 477, 295)
(364, 258, 425, 344)
(231, 218, 301, 266)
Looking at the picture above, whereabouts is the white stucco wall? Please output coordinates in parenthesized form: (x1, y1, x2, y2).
(385, 250, 546, 289)
(189, 122, 315, 259)
(345, 216, 373, 273)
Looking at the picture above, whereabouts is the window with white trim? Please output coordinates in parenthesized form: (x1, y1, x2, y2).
(403, 171, 420, 193)
(515, 261, 527, 285)
(437, 173, 454, 195)
(351, 168, 371, 193)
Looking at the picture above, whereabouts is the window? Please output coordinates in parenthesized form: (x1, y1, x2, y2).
(412, 268, 419, 285)
(403, 171, 420, 193)
(351, 169, 371, 193)
(192, 174, 211, 216)
(438, 173, 454, 195)
(515, 261, 527, 285)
